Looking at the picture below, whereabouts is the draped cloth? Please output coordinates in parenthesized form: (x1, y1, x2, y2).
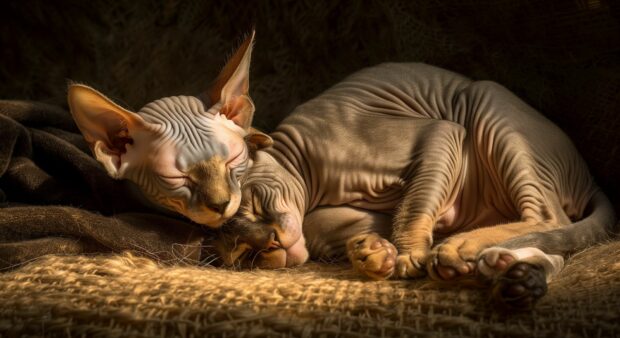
(0, 100, 206, 270)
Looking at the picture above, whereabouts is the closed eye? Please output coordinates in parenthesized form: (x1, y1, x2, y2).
(158, 175, 191, 189)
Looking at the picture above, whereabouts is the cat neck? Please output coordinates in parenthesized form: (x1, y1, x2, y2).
(259, 146, 309, 216)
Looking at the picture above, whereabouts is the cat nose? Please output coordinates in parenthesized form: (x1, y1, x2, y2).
(208, 200, 230, 214)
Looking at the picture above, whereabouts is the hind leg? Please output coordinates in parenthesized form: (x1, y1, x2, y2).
(424, 81, 571, 281)
(427, 220, 559, 280)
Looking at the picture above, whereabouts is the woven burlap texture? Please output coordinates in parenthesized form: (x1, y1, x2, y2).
(1, 239, 619, 337)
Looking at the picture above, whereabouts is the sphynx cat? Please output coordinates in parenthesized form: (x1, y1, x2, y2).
(213, 62, 616, 308)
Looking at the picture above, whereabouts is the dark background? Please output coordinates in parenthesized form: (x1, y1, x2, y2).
(1, 0, 619, 208)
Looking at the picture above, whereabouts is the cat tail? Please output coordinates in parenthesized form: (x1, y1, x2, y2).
(481, 189, 617, 308)
(500, 188, 617, 255)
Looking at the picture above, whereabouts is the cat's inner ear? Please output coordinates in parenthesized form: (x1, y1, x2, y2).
(207, 30, 256, 130)
(67, 84, 147, 178)
(245, 127, 273, 153)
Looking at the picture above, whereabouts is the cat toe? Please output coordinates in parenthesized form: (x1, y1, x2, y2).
(395, 250, 428, 279)
(477, 247, 519, 280)
(427, 238, 479, 281)
(429, 259, 476, 281)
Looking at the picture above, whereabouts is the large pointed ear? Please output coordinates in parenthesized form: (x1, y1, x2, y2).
(207, 30, 256, 130)
(245, 127, 273, 154)
(67, 84, 146, 178)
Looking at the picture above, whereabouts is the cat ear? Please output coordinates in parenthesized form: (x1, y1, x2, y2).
(207, 30, 256, 130)
(245, 127, 273, 153)
(67, 84, 147, 178)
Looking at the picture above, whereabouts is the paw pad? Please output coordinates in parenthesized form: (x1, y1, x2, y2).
(492, 262, 547, 309)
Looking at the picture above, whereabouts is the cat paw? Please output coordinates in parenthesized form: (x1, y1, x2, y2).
(427, 237, 479, 281)
(491, 262, 547, 310)
(476, 246, 518, 279)
(346, 233, 397, 280)
(477, 246, 562, 309)
(395, 249, 428, 279)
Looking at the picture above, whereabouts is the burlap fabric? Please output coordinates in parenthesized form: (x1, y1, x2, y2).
(1, 240, 619, 337)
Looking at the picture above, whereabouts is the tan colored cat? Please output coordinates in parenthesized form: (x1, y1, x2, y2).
(213, 62, 616, 308)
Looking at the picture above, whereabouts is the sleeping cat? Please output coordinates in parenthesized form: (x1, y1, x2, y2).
(212, 63, 616, 308)
(68, 32, 271, 228)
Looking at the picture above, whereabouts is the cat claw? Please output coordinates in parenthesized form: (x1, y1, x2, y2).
(395, 251, 428, 279)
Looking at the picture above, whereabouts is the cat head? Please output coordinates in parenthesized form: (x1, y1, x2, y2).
(209, 151, 309, 268)
(67, 32, 272, 228)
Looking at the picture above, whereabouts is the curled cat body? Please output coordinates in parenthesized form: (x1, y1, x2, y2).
(215, 62, 616, 308)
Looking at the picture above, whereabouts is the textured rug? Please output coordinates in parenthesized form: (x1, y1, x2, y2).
(1, 239, 619, 337)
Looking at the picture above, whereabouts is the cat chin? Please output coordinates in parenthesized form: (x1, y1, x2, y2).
(184, 198, 240, 227)
(186, 212, 225, 228)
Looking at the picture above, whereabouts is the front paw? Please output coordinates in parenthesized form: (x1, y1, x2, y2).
(427, 237, 479, 281)
(346, 233, 397, 280)
(395, 249, 428, 279)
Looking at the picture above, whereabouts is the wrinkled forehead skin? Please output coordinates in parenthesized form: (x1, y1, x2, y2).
(118, 95, 251, 226)
(137, 95, 247, 172)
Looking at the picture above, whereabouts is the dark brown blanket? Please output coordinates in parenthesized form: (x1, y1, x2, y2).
(0, 100, 206, 270)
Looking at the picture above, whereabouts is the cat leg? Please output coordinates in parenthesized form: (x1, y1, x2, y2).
(302, 206, 394, 279)
(392, 120, 467, 278)
(476, 190, 614, 309)
(427, 220, 559, 281)
(428, 80, 580, 281)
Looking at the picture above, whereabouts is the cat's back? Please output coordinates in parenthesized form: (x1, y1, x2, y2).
(273, 63, 595, 217)
(286, 63, 472, 123)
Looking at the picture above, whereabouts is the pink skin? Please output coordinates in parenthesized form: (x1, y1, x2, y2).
(247, 210, 308, 269)
(484, 253, 516, 271)
(256, 236, 307, 269)
(284, 235, 309, 267)
(436, 262, 476, 280)
(435, 253, 515, 280)
(265, 212, 308, 268)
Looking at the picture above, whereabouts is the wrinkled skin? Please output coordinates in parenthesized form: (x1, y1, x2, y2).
(68, 32, 272, 228)
(213, 63, 615, 292)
